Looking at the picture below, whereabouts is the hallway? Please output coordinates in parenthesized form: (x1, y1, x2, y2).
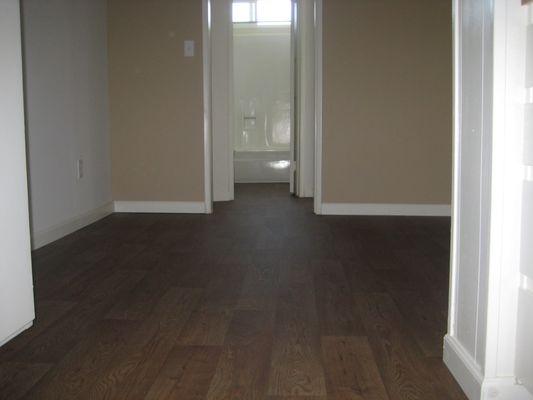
(0, 184, 465, 399)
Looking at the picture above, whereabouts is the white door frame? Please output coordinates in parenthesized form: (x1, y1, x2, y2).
(204, 0, 323, 212)
(290, 0, 297, 194)
(313, 0, 323, 214)
(211, 0, 234, 203)
(203, 0, 213, 213)
(295, 0, 317, 199)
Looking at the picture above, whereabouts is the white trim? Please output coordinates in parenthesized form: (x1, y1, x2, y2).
(321, 203, 451, 217)
(295, 0, 316, 198)
(211, 0, 234, 202)
(203, 0, 213, 214)
(313, 0, 323, 214)
(228, 3, 235, 202)
(113, 201, 206, 214)
(448, 0, 462, 339)
(444, 334, 483, 400)
(444, 335, 533, 400)
(482, 378, 533, 400)
(289, 0, 296, 194)
(31, 202, 114, 249)
(0, 322, 33, 348)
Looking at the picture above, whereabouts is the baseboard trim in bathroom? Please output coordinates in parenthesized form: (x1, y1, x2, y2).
(321, 203, 451, 217)
(32, 202, 114, 250)
(113, 201, 207, 214)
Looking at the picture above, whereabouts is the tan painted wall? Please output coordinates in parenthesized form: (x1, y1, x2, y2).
(322, 0, 452, 204)
(109, 0, 204, 202)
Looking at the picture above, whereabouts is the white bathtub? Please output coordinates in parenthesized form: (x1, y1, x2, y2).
(234, 150, 291, 183)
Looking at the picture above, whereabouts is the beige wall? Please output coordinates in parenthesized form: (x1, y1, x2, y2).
(323, 0, 452, 204)
(109, 0, 204, 202)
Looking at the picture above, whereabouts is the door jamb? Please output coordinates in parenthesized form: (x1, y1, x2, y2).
(313, 0, 323, 214)
(203, 0, 213, 213)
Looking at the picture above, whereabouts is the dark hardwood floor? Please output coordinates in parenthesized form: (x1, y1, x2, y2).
(0, 184, 466, 400)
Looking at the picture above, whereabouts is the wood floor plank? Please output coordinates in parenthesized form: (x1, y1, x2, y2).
(162, 252, 220, 289)
(177, 307, 233, 346)
(207, 343, 272, 400)
(42, 243, 146, 303)
(342, 259, 386, 294)
(267, 260, 327, 397)
(425, 357, 468, 400)
(88, 287, 202, 400)
(105, 256, 179, 321)
(388, 290, 446, 358)
(203, 254, 248, 308)
(354, 293, 437, 400)
(321, 336, 389, 400)
(0, 300, 75, 361)
(236, 252, 280, 311)
(206, 310, 274, 400)
(266, 397, 328, 400)
(0, 362, 52, 400)
(152, 346, 222, 400)
(144, 346, 221, 400)
(359, 236, 402, 270)
(12, 269, 146, 364)
(22, 319, 137, 400)
(313, 259, 365, 336)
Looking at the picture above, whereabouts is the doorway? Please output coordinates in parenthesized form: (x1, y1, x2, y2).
(232, 0, 293, 187)
(209, 0, 318, 207)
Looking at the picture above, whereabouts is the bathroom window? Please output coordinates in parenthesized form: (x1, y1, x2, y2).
(233, 2, 254, 23)
(232, 0, 291, 25)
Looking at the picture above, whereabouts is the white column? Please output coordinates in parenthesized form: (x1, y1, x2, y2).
(211, 0, 234, 202)
(445, 0, 533, 399)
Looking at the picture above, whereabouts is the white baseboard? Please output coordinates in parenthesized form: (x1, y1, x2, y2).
(321, 202, 451, 216)
(444, 334, 483, 400)
(113, 201, 206, 214)
(444, 335, 533, 400)
(32, 202, 114, 250)
(0, 321, 33, 348)
(482, 378, 533, 400)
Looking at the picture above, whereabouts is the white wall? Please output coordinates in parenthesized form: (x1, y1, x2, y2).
(446, 0, 533, 399)
(0, 0, 35, 346)
(22, 0, 112, 248)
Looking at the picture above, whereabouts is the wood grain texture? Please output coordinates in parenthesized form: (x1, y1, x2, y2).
(146, 346, 221, 400)
(0, 362, 52, 400)
(23, 319, 137, 400)
(0, 184, 466, 399)
(322, 336, 389, 400)
(89, 287, 202, 400)
(267, 259, 327, 397)
(354, 293, 438, 400)
(313, 259, 365, 336)
(206, 310, 274, 400)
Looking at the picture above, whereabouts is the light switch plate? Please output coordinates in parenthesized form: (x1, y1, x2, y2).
(184, 40, 195, 57)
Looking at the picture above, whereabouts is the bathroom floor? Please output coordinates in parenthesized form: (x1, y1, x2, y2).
(0, 184, 466, 399)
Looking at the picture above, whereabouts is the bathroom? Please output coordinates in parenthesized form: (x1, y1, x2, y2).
(232, 0, 292, 184)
